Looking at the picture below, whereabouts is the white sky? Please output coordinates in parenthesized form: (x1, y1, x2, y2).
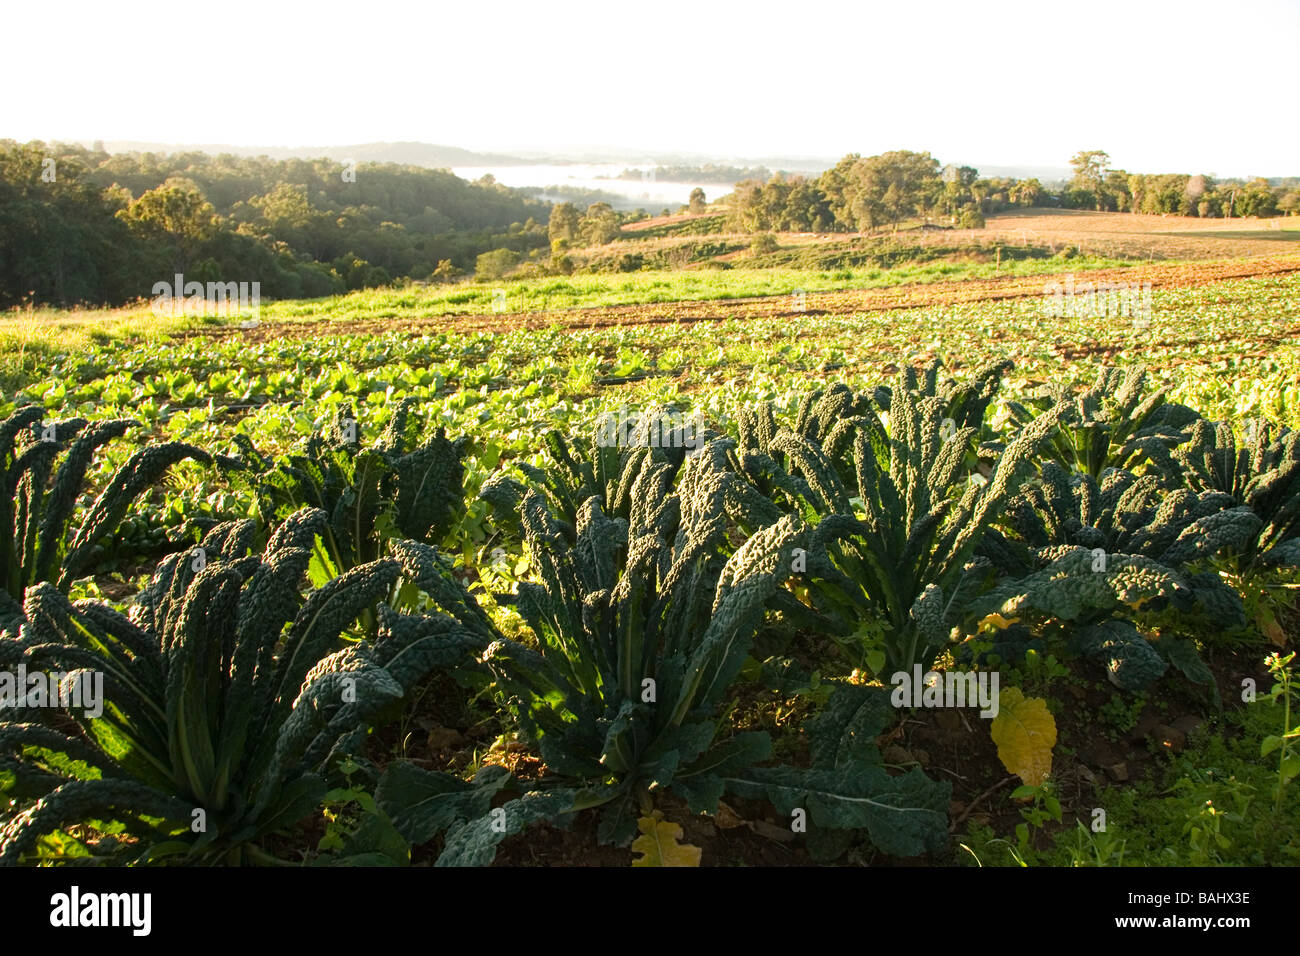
(3, 0, 1297, 177)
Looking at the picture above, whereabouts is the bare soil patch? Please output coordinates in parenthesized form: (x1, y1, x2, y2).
(981, 210, 1300, 260)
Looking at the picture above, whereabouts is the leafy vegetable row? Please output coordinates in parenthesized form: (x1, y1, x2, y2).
(1, 358, 1296, 865)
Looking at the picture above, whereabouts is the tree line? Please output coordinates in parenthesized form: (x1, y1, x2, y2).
(722, 150, 1300, 234)
(615, 163, 773, 183)
(0, 141, 550, 308)
(1063, 151, 1295, 217)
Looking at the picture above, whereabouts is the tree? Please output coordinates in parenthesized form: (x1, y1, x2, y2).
(475, 247, 520, 279)
(431, 259, 462, 282)
(785, 179, 832, 231)
(727, 180, 767, 232)
(1010, 178, 1043, 207)
(881, 182, 906, 228)
(252, 182, 321, 234)
(117, 178, 218, 271)
(688, 187, 707, 214)
(0, 142, 140, 305)
(1102, 170, 1132, 213)
(814, 150, 941, 232)
(816, 154, 861, 230)
(1127, 173, 1146, 213)
(1069, 150, 1110, 210)
(1235, 178, 1279, 218)
(578, 202, 621, 245)
(860, 151, 941, 231)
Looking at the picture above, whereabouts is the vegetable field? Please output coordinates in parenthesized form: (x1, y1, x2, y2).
(2, 265, 1299, 868)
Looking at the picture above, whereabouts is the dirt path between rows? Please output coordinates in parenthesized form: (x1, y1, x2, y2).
(185, 253, 1300, 343)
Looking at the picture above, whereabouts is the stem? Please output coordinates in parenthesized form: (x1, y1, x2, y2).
(1278, 663, 1292, 815)
(242, 844, 297, 867)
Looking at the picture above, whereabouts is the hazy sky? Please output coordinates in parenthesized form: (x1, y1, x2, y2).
(4, 0, 1297, 176)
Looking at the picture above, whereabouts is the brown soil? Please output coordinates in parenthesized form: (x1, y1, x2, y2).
(619, 211, 720, 233)
(179, 253, 1300, 345)
(416, 643, 1276, 867)
(980, 210, 1300, 260)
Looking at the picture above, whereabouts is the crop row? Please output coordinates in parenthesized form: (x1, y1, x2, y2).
(1, 357, 1297, 865)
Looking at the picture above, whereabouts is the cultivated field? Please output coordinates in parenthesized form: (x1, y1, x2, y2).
(622, 208, 1300, 261)
(177, 252, 1300, 338)
(3, 242, 1299, 868)
(980, 209, 1300, 259)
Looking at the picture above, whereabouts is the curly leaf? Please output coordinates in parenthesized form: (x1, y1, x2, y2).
(375, 763, 511, 846)
(724, 764, 950, 858)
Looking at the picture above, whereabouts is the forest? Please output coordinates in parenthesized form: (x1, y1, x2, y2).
(0, 142, 549, 308)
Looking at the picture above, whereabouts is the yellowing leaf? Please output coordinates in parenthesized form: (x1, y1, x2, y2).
(989, 687, 1057, 787)
(630, 812, 701, 867)
(979, 612, 1019, 631)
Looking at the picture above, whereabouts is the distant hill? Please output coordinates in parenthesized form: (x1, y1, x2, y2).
(85, 142, 841, 175)
(461, 146, 838, 172)
(95, 141, 531, 167)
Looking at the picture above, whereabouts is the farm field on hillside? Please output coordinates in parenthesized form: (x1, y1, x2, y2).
(2, 268, 1299, 869)
(976, 210, 1300, 260)
(0, 252, 1140, 351)
(212, 253, 1300, 337)
(620, 208, 1300, 261)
